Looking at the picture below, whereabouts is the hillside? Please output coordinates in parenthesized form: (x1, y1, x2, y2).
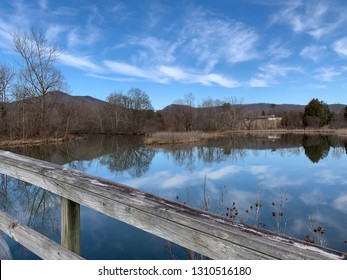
(160, 102, 345, 116)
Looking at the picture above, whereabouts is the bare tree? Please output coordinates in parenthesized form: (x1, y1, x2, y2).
(12, 28, 66, 136)
(174, 92, 195, 131)
(107, 88, 153, 134)
(220, 97, 244, 130)
(0, 64, 15, 134)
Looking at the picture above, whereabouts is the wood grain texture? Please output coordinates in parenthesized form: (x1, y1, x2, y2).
(0, 150, 344, 260)
(0, 210, 83, 260)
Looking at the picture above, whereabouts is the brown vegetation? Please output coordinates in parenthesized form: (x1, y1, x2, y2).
(1, 29, 347, 146)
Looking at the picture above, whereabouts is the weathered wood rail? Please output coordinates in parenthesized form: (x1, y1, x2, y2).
(0, 150, 344, 260)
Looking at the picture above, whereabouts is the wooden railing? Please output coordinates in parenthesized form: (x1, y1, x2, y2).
(0, 150, 344, 260)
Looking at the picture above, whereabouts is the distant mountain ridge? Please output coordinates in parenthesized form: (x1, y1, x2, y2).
(10, 90, 345, 115)
(160, 102, 346, 116)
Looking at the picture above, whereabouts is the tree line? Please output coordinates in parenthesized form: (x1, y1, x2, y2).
(1, 28, 347, 141)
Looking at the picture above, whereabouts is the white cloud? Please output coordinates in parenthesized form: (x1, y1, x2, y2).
(249, 63, 302, 87)
(52, 7, 79, 16)
(249, 78, 270, 88)
(314, 67, 342, 82)
(270, 1, 346, 39)
(38, 0, 48, 10)
(300, 45, 326, 62)
(333, 194, 347, 213)
(206, 166, 240, 180)
(300, 189, 327, 206)
(266, 40, 292, 60)
(159, 66, 189, 81)
(60, 52, 103, 73)
(249, 165, 271, 175)
(104, 60, 152, 79)
(333, 36, 347, 57)
(0, 20, 13, 50)
(129, 36, 177, 65)
(179, 7, 259, 70)
(314, 169, 342, 184)
(197, 73, 240, 88)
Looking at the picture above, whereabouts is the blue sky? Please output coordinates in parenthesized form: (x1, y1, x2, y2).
(1, 0, 347, 109)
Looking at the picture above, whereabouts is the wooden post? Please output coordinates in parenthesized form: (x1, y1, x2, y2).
(61, 197, 80, 255)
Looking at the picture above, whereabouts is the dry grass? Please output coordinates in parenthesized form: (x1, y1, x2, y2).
(144, 131, 213, 145)
(144, 128, 347, 145)
(0, 135, 80, 148)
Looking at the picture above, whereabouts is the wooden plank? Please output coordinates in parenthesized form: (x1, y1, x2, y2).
(0, 210, 84, 260)
(0, 150, 344, 260)
(61, 197, 80, 255)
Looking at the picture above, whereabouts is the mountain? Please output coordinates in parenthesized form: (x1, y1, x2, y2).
(160, 102, 346, 116)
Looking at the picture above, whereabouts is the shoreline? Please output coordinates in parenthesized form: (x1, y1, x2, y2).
(144, 128, 347, 145)
(1, 128, 347, 148)
(0, 135, 82, 148)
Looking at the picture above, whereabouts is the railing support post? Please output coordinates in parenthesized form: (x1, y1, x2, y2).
(61, 197, 80, 255)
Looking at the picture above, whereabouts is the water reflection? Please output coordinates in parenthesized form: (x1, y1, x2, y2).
(99, 137, 155, 177)
(302, 135, 330, 163)
(1, 133, 347, 259)
(0, 175, 60, 259)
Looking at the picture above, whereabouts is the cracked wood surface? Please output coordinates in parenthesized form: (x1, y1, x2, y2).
(0, 150, 344, 260)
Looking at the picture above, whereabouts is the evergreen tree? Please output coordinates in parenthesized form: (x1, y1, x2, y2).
(303, 98, 331, 128)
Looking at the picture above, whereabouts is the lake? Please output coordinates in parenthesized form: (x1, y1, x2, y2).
(1, 134, 347, 259)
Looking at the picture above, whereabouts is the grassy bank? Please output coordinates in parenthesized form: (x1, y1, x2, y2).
(144, 128, 347, 145)
(0, 135, 81, 148)
(143, 131, 222, 145)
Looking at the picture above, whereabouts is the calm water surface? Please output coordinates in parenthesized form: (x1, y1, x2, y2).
(1, 134, 347, 259)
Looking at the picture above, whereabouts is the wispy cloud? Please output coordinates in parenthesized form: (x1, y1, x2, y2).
(127, 35, 177, 65)
(104, 60, 152, 79)
(38, 0, 48, 10)
(270, 1, 346, 39)
(0, 19, 13, 50)
(101, 60, 240, 88)
(314, 67, 343, 82)
(314, 169, 343, 184)
(333, 193, 347, 214)
(60, 52, 103, 73)
(249, 63, 302, 87)
(332, 36, 347, 57)
(52, 7, 79, 17)
(180, 7, 259, 69)
(300, 45, 326, 62)
(266, 40, 292, 60)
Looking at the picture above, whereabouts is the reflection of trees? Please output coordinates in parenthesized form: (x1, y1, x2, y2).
(302, 135, 330, 163)
(160, 137, 250, 170)
(0, 176, 60, 235)
(164, 146, 196, 171)
(0, 175, 15, 214)
(100, 139, 155, 177)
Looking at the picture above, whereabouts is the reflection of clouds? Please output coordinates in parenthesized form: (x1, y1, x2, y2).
(290, 218, 310, 236)
(333, 194, 347, 213)
(226, 189, 257, 209)
(315, 170, 342, 185)
(162, 173, 192, 188)
(124, 164, 307, 192)
(300, 190, 327, 206)
(250, 165, 305, 188)
(123, 165, 241, 190)
(249, 165, 270, 175)
(205, 165, 240, 180)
